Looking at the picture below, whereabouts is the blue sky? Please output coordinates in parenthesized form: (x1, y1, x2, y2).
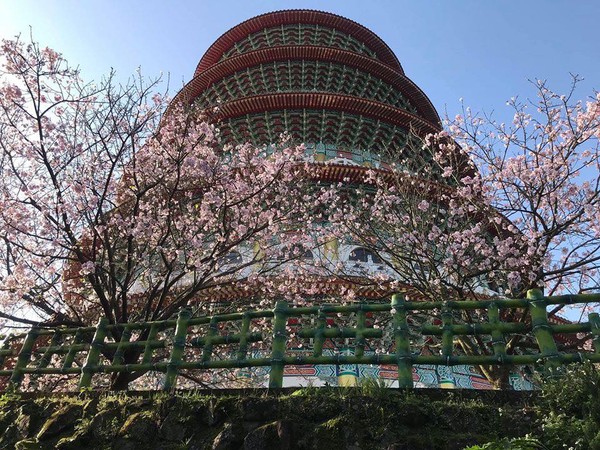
(1, 0, 599, 125)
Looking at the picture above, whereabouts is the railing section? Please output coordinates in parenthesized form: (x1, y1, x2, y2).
(1, 289, 599, 391)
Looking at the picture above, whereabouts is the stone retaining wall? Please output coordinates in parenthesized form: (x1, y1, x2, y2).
(0, 389, 538, 450)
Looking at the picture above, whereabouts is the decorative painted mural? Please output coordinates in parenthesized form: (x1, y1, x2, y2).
(280, 361, 536, 390)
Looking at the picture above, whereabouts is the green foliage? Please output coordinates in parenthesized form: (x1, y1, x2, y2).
(467, 362, 600, 450)
(536, 362, 600, 450)
(354, 376, 393, 399)
(0, 390, 20, 408)
(463, 437, 546, 450)
(286, 377, 394, 401)
(539, 363, 600, 418)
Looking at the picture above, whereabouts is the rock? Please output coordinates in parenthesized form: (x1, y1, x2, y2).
(88, 408, 122, 441)
(36, 404, 82, 440)
(159, 410, 187, 442)
(201, 398, 225, 426)
(111, 438, 139, 450)
(14, 439, 44, 450)
(16, 411, 32, 437)
(55, 428, 92, 450)
(82, 398, 99, 416)
(243, 423, 278, 450)
(0, 409, 9, 428)
(15, 402, 47, 437)
(276, 421, 294, 448)
(117, 411, 157, 442)
(19, 401, 40, 418)
(0, 407, 21, 446)
(212, 422, 244, 450)
(242, 398, 278, 422)
(242, 421, 261, 433)
(243, 420, 293, 450)
(0, 423, 21, 448)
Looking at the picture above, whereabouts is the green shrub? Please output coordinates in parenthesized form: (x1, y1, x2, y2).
(537, 362, 600, 449)
(463, 436, 546, 449)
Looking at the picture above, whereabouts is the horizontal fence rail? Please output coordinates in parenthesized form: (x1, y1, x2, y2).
(1, 289, 599, 391)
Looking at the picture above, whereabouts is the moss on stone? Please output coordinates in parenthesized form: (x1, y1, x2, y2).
(36, 403, 83, 440)
(0, 388, 542, 450)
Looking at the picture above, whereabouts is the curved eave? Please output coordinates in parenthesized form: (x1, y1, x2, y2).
(176, 46, 441, 126)
(195, 9, 403, 75)
(195, 276, 398, 301)
(210, 92, 441, 137)
(309, 163, 392, 184)
(306, 163, 472, 192)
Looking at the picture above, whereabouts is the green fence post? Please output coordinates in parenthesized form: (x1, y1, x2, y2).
(269, 301, 288, 389)
(527, 289, 560, 371)
(62, 329, 85, 370)
(236, 313, 252, 361)
(355, 304, 367, 358)
(141, 324, 160, 365)
(488, 302, 506, 363)
(0, 334, 15, 370)
(439, 305, 456, 388)
(37, 330, 62, 370)
(9, 327, 39, 390)
(79, 317, 108, 389)
(312, 306, 327, 358)
(589, 313, 600, 354)
(163, 309, 191, 391)
(201, 317, 219, 363)
(441, 306, 454, 360)
(392, 294, 413, 388)
(112, 327, 133, 366)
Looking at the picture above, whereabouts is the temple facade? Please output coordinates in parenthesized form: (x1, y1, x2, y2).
(172, 10, 533, 389)
(174, 9, 456, 298)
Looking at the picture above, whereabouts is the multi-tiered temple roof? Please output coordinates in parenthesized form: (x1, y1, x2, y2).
(174, 10, 443, 173)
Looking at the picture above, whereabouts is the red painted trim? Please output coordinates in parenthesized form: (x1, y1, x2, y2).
(211, 92, 440, 136)
(175, 46, 440, 126)
(195, 10, 403, 75)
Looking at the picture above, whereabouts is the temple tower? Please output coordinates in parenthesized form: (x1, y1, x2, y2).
(167, 10, 501, 388)
(175, 10, 443, 172)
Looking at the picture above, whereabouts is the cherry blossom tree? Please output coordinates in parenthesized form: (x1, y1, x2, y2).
(337, 77, 600, 300)
(4, 34, 599, 391)
(330, 77, 600, 387)
(0, 37, 321, 388)
(451, 78, 600, 299)
(0, 37, 312, 333)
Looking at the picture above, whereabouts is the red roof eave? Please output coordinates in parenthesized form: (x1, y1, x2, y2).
(211, 92, 441, 136)
(176, 46, 441, 126)
(194, 9, 404, 75)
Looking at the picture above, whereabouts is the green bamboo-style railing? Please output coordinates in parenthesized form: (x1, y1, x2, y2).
(1, 289, 599, 392)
